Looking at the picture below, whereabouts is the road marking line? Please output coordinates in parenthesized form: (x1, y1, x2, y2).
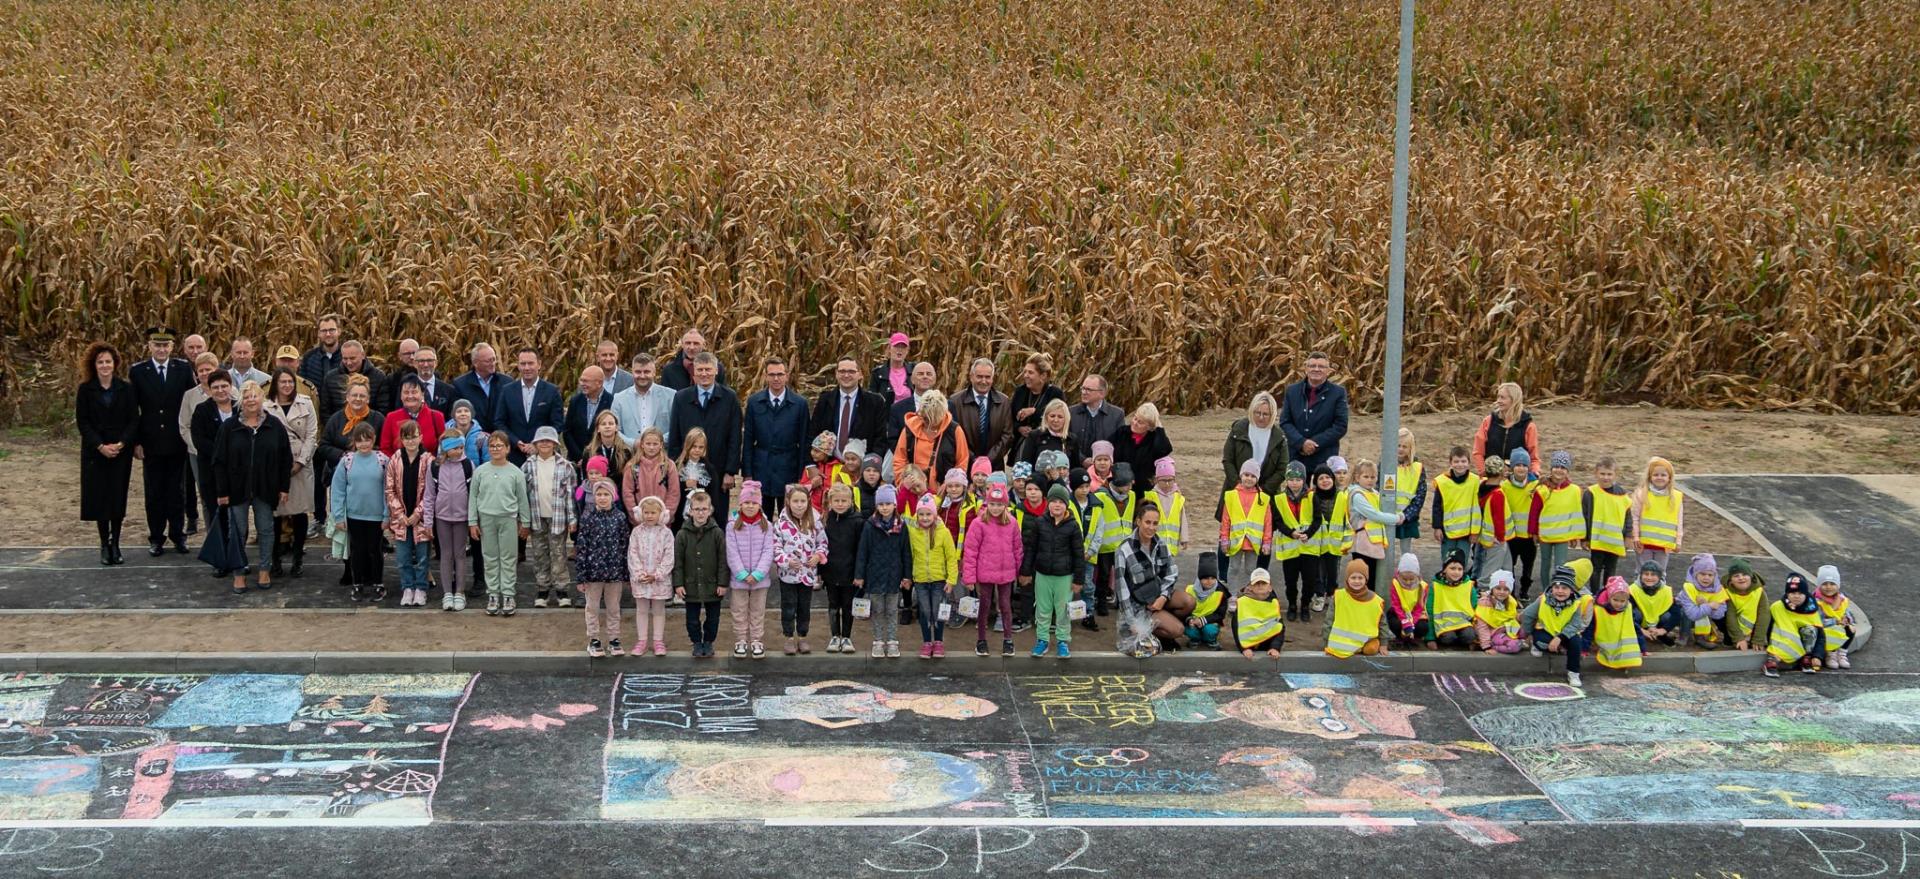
(1741, 819, 1920, 829)
(0, 817, 429, 829)
(763, 817, 1416, 828)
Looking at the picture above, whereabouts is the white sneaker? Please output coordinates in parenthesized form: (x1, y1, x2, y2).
(452, 594, 467, 612)
(871, 641, 885, 658)
(1530, 647, 1544, 657)
(534, 596, 548, 608)
(1567, 671, 1583, 688)
(1833, 649, 1851, 669)
(554, 595, 573, 608)
(441, 592, 456, 611)
(886, 641, 901, 658)
(1310, 595, 1327, 614)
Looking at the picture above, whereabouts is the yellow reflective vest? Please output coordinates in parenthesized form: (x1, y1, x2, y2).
(1639, 489, 1683, 550)
(1320, 491, 1354, 556)
(1766, 600, 1826, 664)
(1686, 582, 1730, 637)
(1475, 598, 1521, 640)
(1592, 604, 1644, 669)
(1274, 493, 1313, 559)
(1536, 594, 1593, 636)
(1818, 595, 1852, 651)
(1587, 486, 1632, 556)
(1395, 461, 1424, 513)
(1499, 479, 1540, 539)
(1726, 587, 1765, 641)
(1186, 582, 1226, 619)
(1325, 589, 1385, 658)
(1630, 583, 1674, 624)
(1434, 472, 1484, 540)
(1087, 489, 1137, 558)
(1536, 482, 1586, 544)
(1429, 578, 1477, 635)
(1235, 595, 1284, 647)
(1349, 486, 1388, 553)
(1221, 488, 1270, 557)
(1152, 490, 1187, 547)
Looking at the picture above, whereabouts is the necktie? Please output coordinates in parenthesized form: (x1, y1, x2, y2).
(837, 394, 853, 447)
(978, 394, 989, 438)
(772, 395, 781, 412)
(700, 390, 710, 409)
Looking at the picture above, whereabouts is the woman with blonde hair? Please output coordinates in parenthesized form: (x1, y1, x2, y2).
(892, 390, 971, 484)
(1471, 382, 1540, 475)
(1219, 391, 1287, 515)
(1109, 402, 1174, 495)
(1016, 397, 1082, 471)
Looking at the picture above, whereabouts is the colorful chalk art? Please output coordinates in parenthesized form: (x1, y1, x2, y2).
(0, 674, 472, 824)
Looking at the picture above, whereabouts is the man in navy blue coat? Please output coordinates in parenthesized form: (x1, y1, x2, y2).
(129, 327, 196, 555)
(563, 365, 616, 464)
(491, 347, 564, 465)
(452, 342, 510, 432)
(668, 352, 742, 521)
(742, 357, 811, 509)
(1278, 351, 1350, 475)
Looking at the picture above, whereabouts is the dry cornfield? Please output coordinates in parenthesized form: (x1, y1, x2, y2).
(0, 0, 1916, 420)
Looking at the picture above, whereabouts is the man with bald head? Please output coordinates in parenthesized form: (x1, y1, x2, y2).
(596, 340, 634, 395)
(884, 361, 939, 458)
(225, 337, 269, 388)
(453, 342, 510, 432)
(658, 328, 729, 391)
(564, 364, 616, 464)
(380, 338, 420, 410)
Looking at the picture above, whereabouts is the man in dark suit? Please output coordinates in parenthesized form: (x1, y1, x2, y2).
(563, 365, 616, 464)
(300, 313, 344, 390)
(319, 340, 389, 424)
(409, 345, 457, 419)
(668, 352, 742, 521)
(491, 347, 565, 465)
(657, 328, 728, 392)
(807, 358, 888, 456)
(1068, 373, 1126, 467)
(452, 342, 510, 432)
(129, 327, 196, 555)
(742, 357, 810, 507)
(1278, 351, 1350, 474)
(950, 358, 1016, 468)
(884, 361, 939, 457)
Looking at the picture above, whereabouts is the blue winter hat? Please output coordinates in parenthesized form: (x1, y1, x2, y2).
(1508, 448, 1530, 468)
(439, 434, 465, 454)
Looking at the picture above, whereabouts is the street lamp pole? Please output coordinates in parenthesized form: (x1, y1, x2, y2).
(1376, 0, 1416, 593)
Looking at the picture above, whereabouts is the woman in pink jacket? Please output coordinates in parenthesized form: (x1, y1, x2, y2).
(961, 483, 1025, 657)
(725, 481, 776, 659)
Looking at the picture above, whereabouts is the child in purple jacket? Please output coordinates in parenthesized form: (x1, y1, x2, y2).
(725, 480, 776, 659)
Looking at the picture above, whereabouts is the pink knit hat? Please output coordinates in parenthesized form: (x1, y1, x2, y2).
(985, 484, 1010, 504)
(1154, 457, 1176, 479)
(1092, 440, 1115, 458)
(739, 480, 763, 504)
(586, 455, 610, 477)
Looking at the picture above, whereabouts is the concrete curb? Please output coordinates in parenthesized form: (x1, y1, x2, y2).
(0, 649, 1766, 676)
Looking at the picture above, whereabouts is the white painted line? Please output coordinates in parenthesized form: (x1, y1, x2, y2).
(1742, 819, 1920, 829)
(0, 817, 429, 829)
(763, 816, 1416, 828)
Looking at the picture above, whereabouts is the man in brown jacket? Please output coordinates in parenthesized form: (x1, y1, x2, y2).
(951, 358, 1016, 468)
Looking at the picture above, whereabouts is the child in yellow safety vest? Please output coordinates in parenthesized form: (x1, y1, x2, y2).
(1529, 450, 1587, 585)
(1218, 459, 1274, 589)
(1520, 561, 1594, 687)
(1231, 567, 1284, 658)
(1084, 462, 1139, 630)
(1500, 449, 1541, 600)
(1426, 547, 1479, 650)
(1343, 459, 1401, 586)
(1758, 573, 1829, 677)
(1474, 455, 1511, 583)
(1586, 576, 1647, 672)
(1429, 446, 1483, 581)
(1676, 553, 1733, 650)
(1386, 552, 1430, 650)
(1307, 463, 1344, 619)
(1273, 461, 1318, 621)
(1630, 559, 1687, 648)
(1148, 457, 1187, 556)
(1391, 427, 1426, 560)
(1721, 557, 1769, 651)
(1630, 456, 1684, 578)
(1474, 570, 1526, 654)
(1183, 551, 1229, 650)
(1814, 565, 1857, 669)
(1583, 457, 1634, 597)
(1325, 558, 1389, 659)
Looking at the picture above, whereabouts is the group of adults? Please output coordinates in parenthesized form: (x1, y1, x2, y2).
(78, 322, 1274, 583)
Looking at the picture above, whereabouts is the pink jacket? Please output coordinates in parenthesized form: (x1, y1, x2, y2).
(724, 515, 776, 590)
(384, 448, 436, 540)
(624, 454, 681, 525)
(960, 512, 1024, 585)
(626, 522, 675, 598)
(1388, 577, 1428, 631)
(771, 512, 828, 588)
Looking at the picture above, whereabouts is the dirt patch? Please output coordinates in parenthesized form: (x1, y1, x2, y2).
(13, 403, 1918, 552)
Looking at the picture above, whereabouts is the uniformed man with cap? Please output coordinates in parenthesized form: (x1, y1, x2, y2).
(129, 326, 196, 555)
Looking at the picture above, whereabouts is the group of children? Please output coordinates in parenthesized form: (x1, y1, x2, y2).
(325, 421, 1866, 675)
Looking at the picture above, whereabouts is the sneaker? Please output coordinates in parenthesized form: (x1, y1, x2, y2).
(1002, 639, 1015, 655)
(734, 641, 749, 658)
(1697, 637, 1721, 652)
(369, 586, 388, 604)
(1834, 649, 1851, 669)
(1031, 639, 1050, 658)
(534, 596, 548, 608)
(1310, 595, 1327, 614)
(442, 591, 457, 611)
(609, 639, 624, 657)
(796, 640, 811, 655)
(1530, 646, 1544, 657)
(976, 640, 989, 657)
(1567, 671, 1582, 688)
(1012, 621, 1030, 633)
(452, 594, 467, 612)
(554, 594, 573, 608)
(919, 643, 934, 659)
(886, 641, 900, 658)
(486, 595, 501, 616)
(502, 596, 516, 616)
(1803, 659, 1820, 674)
(784, 638, 798, 656)
(653, 640, 667, 657)
(1057, 641, 1072, 659)
(932, 643, 946, 658)
(751, 641, 766, 659)
(588, 640, 606, 658)
(871, 641, 886, 658)
(1763, 660, 1780, 678)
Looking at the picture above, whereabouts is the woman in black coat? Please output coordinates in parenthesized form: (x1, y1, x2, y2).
(1016, 398, 1084, 473)
(190, 370, 240, 577)
(1107, 403, 1174, 491)
(1008, 353, 1066, 463)
(212, 380, 293, 593)
(77, 342, 139, 565)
